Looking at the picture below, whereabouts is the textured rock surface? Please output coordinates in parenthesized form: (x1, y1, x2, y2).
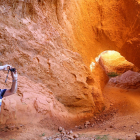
(97, 50, 139, 74)
(0, 1, 109, 125)
(90, 62, 109, 113)
(0, 71, 69, 125)
(109, 70, 140, 89)
(0, 0, 140, 68)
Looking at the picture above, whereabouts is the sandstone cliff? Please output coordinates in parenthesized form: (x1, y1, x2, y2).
(0, 0, 140, 126)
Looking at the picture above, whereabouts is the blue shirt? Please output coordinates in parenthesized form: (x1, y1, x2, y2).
(0, 89, 7, 106)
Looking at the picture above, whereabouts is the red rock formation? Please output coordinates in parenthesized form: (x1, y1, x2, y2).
(0, 0, 109, 125)
(0, 0, 140, 126)
(109, 70, 140, 89)
(54, 0, 140, 68)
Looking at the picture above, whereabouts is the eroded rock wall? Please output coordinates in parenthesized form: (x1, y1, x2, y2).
(0, 0, 140, 126)
(0, 0, 109, 125)
(2, 0, 139, 67)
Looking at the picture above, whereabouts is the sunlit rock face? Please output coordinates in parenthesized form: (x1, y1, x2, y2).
(90, 62, 109, 113)
(54, 0, 140, 68)
(109, 70, 140, 89)
(97, 50, 139, 75)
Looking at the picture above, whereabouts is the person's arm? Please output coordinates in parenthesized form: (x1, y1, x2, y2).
(3, 70, 18, 97)
(0, 64, 12, 71)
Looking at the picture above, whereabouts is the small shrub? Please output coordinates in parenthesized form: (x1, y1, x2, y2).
(39, 133, 45, 137)
(107, 72, 119, 77)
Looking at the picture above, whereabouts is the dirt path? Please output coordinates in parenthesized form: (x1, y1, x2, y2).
(73, 85, 140, 140)
(0, 85, 140, 140)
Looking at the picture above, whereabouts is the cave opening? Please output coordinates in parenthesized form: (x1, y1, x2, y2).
(93, 50, 139, 76)
(89, 50, 140, 139)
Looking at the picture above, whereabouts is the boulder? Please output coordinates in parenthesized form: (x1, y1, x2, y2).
(109, 70, 140, 89)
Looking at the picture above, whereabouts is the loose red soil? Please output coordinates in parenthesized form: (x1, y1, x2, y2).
(0, 84, 140, 140)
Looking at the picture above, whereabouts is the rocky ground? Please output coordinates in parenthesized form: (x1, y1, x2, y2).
(0, 84, 140, 140)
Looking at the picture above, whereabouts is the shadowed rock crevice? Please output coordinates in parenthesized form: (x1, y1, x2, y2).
(86, 76, 94, 86)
